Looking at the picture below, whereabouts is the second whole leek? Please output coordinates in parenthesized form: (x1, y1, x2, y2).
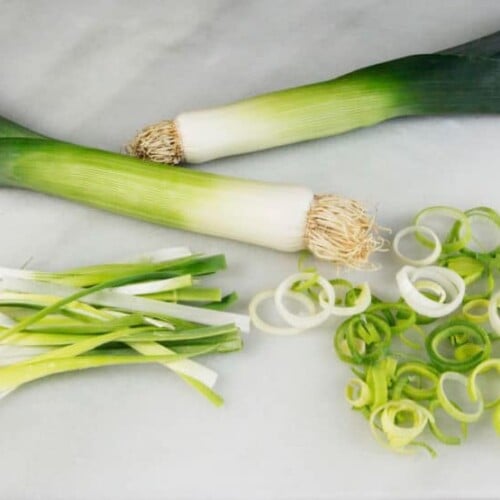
(0, 119, 383, 266)
(127, 31, 500, 164)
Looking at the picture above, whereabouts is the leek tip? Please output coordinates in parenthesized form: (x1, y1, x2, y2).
(305, 195, 385, 267)
(127, 120, 184, 164)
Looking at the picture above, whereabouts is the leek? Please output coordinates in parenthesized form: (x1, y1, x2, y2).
(127, 31, 500, 164)
(0, 123, 383, 266)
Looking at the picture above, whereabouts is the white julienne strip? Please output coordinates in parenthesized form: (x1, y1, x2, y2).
(104, 311, 215, 386)
(0, 291, 113, 321)
(128, 341, 218, 388)
(393, 225, 442, 266)
(2, 278, 250, 333)
(0, 248, 193, 285)
(0, 312, 16, 327)
(0, 345, 52, 366)
(0, 267, 34, 280)
(112, 275, 192, 295)
(396, 266, 465, 318)
(106, 310, 175, 330)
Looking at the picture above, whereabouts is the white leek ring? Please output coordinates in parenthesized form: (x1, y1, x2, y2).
(414, 279, 447, 303)
(275, 273, 335, 329)
(396, 265, 465, 318)
(393, 225, 442, 266)
(249, 289, 315, 335)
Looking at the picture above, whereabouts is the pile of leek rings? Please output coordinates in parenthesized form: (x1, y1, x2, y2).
(250, 205, 500, 455)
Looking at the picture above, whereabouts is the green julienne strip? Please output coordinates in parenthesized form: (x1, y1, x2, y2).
(0, 352, 204, 393)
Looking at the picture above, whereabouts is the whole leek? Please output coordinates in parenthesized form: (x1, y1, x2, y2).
(0, 119, 382, 266)
(127, 31, 500, 164)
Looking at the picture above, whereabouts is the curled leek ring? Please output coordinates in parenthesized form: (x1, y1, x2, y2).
(414, 280, 447, 303)
(367, 302, 416, 334)
(345, 378, 372, 408)
(462, 207, 500, 256)
(488, 291, 500, 335)
(428, 399, 467, 446)
(437, 372, 484, 423)
(425, 319, 491, 372)
(468, 359, 500, 408)
(462, 299, 490, 324)
(369, 399, 434, 452)
(334, 313, 391, 365)
(319, 282, 371, 316)
(249, 289, 315, 335)
(414, 206, 471, 253)
(395, 362, 440, 400)
(275, 272, 335, 329)
(396, 265, 465, 318)
(393, 225, 442, 266)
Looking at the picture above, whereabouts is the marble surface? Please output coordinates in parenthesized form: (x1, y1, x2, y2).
(0, 1, 499, 499)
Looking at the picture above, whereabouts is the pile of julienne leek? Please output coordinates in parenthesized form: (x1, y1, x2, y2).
(250, 206, 500, 455)
(0, 246, 249, 406)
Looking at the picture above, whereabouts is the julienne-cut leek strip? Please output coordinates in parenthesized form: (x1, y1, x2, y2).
(0, 352, 206, 400)
(0, 254, 221, 288)
(0, 129, 384, 267)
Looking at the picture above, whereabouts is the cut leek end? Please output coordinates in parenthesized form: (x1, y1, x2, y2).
(305, 195, 386, 267)
(127, 119, 184, 165)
